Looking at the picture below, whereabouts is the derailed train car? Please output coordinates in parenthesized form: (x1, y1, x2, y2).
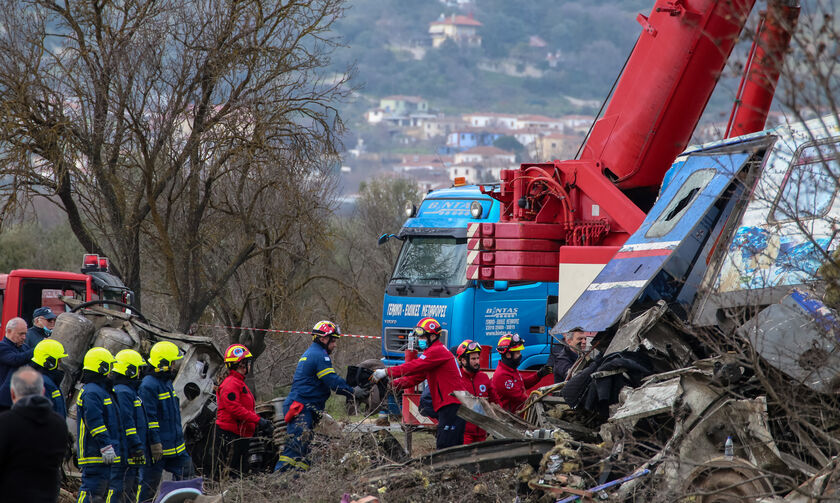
(555, 115, 840, 336)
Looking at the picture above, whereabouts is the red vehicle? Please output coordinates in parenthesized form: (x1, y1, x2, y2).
(0, 254, 134, 335)
(468, 0, 799, 322)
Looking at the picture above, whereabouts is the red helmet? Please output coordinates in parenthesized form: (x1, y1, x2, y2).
(496, 334, 525, 354)
(456, 340, 481, 359)
(413, 317, 442, 337)
(224, 344, 253, 366)
(312, 320, 341, 340)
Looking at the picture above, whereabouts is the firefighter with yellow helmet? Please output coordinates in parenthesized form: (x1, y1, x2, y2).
(212, 343, 272, 477)
(30, 338, 68, 417)
(76, 347, 121, 503)
(138, 341, 189, 502)
(111, 349, 148, 503)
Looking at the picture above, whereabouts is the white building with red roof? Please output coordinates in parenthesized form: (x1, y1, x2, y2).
(429, 13, 482, 48)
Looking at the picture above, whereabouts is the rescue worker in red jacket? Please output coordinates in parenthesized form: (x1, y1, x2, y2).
(214, 343, 272, 478)
(490, 334, 552, 414)
(456, 340, 497, 444)
(372, 317, 467, 449)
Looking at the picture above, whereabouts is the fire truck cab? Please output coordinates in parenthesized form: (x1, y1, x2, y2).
(0, 254, 134, 335)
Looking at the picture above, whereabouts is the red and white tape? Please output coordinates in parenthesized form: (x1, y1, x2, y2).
(197, 324, 381, 340)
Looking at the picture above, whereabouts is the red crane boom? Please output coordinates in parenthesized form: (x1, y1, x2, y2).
(470, 0, 798, 292)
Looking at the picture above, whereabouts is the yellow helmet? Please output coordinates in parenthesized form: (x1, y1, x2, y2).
(148, 341, 183, 371)
(113, 349, 147, 379)
(83, 347, 115, 375)
(32, 339, 68, 371)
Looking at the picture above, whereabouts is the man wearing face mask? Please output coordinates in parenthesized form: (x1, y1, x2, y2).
(25, 306, 57, 349)
(491, 334, 552, 414)
(275, 321, 369, 472)
(371, 317, 467, 449)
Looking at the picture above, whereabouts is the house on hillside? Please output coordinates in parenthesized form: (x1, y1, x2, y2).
(515, 114, 565, 130)
(379, 96, 429, 115)
(445, 129, 504, 151)
(535, 133, 582, 161)
(394, 154, 453, 174)
(366, 96, 433, 127)
(448, 146, 515, 184)
(423, 116, 467, 139)
(511, 128, 542, 147)
(462, 112, 518, 129)
(429, 13, 482, 48)
(454, 145, 515, 166)
(559, 114, 595, 134)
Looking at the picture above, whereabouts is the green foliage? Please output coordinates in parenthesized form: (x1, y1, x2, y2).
(331, 0, 652, 114)
(493, 135, 525, 154)
(0, 221, 85, 273)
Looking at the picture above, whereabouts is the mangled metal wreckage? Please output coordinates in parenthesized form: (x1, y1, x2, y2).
(53, 298, 225, 468)
(435, 117, 840, 501)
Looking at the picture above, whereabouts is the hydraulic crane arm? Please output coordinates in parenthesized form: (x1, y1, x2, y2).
(473, 0, 798, 285)
(726, 0, 800, 137)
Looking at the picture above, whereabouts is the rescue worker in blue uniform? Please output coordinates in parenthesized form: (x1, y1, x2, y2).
(33, 339, 68, 418)
(76, 347, 122, 503)
(111, 349, 148, 503)
(274, 321, 369, 472)
(0, 338, 69, 417)
(138, 341, 189, 502)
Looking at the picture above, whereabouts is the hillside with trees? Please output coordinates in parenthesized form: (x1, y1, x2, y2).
(330, 0, 652, 116)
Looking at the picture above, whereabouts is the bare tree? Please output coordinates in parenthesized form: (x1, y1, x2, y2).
(0, 0, 349, 331)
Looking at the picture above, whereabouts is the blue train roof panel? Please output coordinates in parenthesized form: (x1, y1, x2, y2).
(553, 152, 750, 333)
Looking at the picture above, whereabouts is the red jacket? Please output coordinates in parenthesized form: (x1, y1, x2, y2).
(216, 370, 261, 437)
(461, 369, 496, 443)
(491, 361, 541, 414)
(386, 340, 465, 411)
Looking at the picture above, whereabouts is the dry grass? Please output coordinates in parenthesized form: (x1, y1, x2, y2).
(206, 428, 521, 503)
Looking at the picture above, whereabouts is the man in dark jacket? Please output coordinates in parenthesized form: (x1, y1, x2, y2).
(550, 330, 589, 382)
(25, 306, 57, 349)
(0, 318, 33, 413)
(0, 366, 69, 502)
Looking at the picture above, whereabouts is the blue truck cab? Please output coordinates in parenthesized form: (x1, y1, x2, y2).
(381, 184, 559, 369)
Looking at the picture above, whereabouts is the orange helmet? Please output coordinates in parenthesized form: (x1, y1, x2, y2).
(311, 320, 341, 340)
(224, 344, 253, 366)
(456, 340, 481, 359)
(413, 317, 442, 337)
(496, 334, 525, 354)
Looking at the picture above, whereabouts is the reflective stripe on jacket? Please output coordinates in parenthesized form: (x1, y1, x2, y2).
(138, 373, 184, 456)
(286, 342, 354, 411)
(113, 381, 147, 464)
(76, 381, 122, 465)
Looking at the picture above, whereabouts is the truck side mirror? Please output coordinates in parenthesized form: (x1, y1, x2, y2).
(493, 280, 509, 291)
(378, 233, 390, 246)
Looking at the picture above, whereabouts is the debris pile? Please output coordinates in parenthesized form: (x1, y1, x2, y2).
(430, 292, 840, 502)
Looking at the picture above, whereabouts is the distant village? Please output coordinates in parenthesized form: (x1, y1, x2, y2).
(339, 9, 789, 201)
(343, 93, 595, 193)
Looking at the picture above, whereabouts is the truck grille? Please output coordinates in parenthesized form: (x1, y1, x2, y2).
(384, 327, 448, 353)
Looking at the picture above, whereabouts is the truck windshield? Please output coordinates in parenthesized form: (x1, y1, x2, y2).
(391, 236, 467, 286)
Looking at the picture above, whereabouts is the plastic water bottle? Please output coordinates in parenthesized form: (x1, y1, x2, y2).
(724, 436, 734, 459)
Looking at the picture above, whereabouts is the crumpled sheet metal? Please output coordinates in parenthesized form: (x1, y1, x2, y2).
(739, 291, 840, 394)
